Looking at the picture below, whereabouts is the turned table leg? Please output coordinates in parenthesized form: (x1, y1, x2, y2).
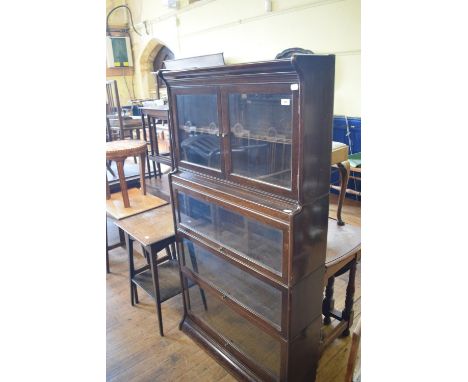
(341, 259, 357, 337)
(139, 152, 147, 196)
(336, 160, 350, 226)
(116, 159, 130, 208)
(323, 276, 335, 325)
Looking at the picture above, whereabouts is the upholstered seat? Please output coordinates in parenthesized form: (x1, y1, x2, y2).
(331, 141, 349, 165)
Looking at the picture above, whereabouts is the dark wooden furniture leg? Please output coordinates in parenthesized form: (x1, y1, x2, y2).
(118, 227, 126, 248)
(336, 160, 350, 226)
(141, 115, 152, 179)
(342, 260, 357, 337)
(323, 276, 335, 325)
(106, 221, 110, 273)
(106, 173, 111, 200)
(148, 116, 158, 177)
(139, 153, 147, 196)
(116, 159, 130, 208)
(126, 234, 139, 306)
(170, 243, 176, 260)
(154, 121, 162, 178)
(149, 246, 164, 336)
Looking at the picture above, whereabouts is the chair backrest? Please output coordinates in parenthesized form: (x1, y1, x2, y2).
(106, 80, 125, 139)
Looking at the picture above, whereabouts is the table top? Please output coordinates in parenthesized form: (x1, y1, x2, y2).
(114, 204, 175, 246)
(106, 188, 168, 220)
(326, 219, 360, 266)
(106, 140, 147, 159)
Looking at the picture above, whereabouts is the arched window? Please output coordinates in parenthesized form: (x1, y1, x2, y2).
(153, 46, 174, 99)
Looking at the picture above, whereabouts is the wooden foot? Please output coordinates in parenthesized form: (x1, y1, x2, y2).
(336, 160, 350, 226)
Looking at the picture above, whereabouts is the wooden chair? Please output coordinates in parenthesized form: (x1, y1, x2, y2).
(331, 141, 351, 226)
(320, 219, 360, 352)
(106, 80, 147, 142)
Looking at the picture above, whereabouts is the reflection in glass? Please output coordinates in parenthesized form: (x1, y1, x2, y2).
(177, 191, 283, 273)
(182, 238, 282, 326)
(186, 278, 281, 379)
(176, 94, 220, 169)
(229, 93, 293, 189)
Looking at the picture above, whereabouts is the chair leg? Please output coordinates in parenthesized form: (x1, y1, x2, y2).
(323, 276, 335, 325)
(341, 260, 357, 337)
(149, 246, 164, 336)
(336, 160, 350, 226)
(116, 160, 130, 208)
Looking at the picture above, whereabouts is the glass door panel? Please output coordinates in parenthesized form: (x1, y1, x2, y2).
(228, 92, 293, 189)
(175, 93, 221, 170)
(186, 276, 281, 380)
(177, 190, 283, 274)
(182, 237, 282, 328)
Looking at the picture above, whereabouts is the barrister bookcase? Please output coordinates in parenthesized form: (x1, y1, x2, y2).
(159, 54, 335, 382)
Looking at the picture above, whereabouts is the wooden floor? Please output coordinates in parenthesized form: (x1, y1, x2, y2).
(107, 182, 361, 382)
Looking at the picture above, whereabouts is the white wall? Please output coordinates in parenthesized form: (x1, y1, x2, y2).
(111, 0, 361, 115)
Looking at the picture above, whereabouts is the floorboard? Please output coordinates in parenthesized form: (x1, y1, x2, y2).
(107, 188, 361, 381)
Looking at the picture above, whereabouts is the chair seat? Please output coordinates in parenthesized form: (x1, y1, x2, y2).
(106, 139, 147, 160)
(325, 219, 361, 279)
(331, 141, 349, 165)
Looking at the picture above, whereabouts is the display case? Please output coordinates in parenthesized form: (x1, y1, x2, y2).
(160, 54, 335, 382)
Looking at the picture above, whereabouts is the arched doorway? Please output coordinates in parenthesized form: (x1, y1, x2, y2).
(153, 46, 174, 99)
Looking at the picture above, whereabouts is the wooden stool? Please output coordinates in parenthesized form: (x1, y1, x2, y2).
(331, 141, 350, 226)
(320, 219, 360, 352)
(106, 140, 147, 208)
(114, 205, 181, 336)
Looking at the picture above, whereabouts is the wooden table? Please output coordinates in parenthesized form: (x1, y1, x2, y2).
(114, 205, 181, 336)
(106, 140, 147, 208)
(106, 188, 168, 273)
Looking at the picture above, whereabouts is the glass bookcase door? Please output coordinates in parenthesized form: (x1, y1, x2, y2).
(227, 88, 294, 190)
(176, 189, 284, 275)
(175, 92, 221, 170)
(184, 275, 281, 380)
(181, 237, 283, 328)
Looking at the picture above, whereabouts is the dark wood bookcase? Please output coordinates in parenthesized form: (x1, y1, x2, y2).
(159, 54, 335, 382)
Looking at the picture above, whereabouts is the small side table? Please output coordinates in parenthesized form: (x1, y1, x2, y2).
(115, 205, 180, 336)
(106, 140, 147, 208)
